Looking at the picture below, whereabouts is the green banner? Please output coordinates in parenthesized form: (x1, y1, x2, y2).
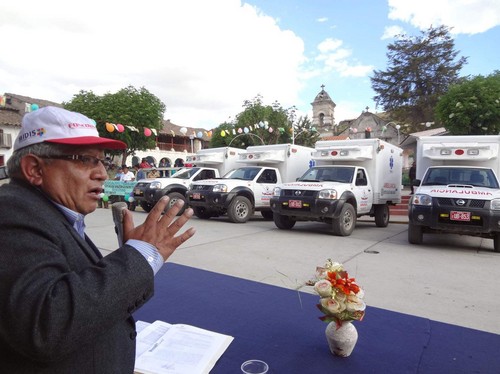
(104, 180, 136, 197)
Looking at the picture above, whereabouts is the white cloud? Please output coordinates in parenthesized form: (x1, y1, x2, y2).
(381, 25, 406, 40)
(388, 0, 500, 34)
(317, 38, 344, 53)
(0, 0, 306, 129)
(315, 38, 374, 78)
(335, 101, 366, 123)
(317, 17, 328, 23)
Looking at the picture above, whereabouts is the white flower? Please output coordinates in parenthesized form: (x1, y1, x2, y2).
(334, 291, 347, 302)
(320, 297, 346, 314)
(345, 295, 366, 312)
(325, 260, 343, 273)
(314, 280, 333, 297)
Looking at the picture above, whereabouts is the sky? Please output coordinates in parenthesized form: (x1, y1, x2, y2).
(1, 0, 499, 130)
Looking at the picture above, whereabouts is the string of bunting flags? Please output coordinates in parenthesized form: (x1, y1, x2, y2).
(104, 122, 158, 137)
(102, 120, 287, 139)
(219, 120, 287, 137)
(7, 101, 290, 140)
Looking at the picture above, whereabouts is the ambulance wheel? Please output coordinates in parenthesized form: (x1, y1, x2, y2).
(228, 196, 253, 223)
(374, 204, 390, 227)
(332, 203, 356, 236)
(408, 223, 423, 244)
(273, 213, 296, 230)
(261, 210, 274, 220)
(193, 207, 213, 219)
(140, 201, 154, 213)
(166, 192, 186, 216)
(493, 233, 500, 253)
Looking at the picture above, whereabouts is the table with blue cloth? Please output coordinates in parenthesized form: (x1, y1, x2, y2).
(134, 263, 500, 373)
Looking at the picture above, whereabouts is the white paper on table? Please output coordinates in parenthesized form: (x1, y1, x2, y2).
(134, 320, 234, 374)
(136, 320, 152, 334)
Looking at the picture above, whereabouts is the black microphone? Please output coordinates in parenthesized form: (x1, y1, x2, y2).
(112, 202, 128, 247)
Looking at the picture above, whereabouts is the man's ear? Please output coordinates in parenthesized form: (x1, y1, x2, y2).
(20, 155, 45, 186)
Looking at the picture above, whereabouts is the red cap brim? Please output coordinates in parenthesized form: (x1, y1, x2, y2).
(46, 136, 127, 150)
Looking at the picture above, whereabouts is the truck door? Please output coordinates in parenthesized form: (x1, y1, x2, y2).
(254, 168, 277, 207)
(353, 168, 372, 214)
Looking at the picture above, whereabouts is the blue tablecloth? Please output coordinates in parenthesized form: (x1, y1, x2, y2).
(135, 263, 500, 373)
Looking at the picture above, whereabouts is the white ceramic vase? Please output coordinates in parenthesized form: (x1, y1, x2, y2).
(325, 320, 358, 357)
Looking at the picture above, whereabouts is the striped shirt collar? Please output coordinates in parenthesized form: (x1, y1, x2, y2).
(53, 202, 86, 239)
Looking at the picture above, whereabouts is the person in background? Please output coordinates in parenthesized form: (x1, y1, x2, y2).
(139, 158, 151, 169)
(159, 157, 170, 177)
(409, 161, 417, 194)
(0, 106, 196, 372)
(120, 165, 135, 182)
(114, 165, 123, 180)
(134, 164, 146, 181)
(147, 167, 160, 179)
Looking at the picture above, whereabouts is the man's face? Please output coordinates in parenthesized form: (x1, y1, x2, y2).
(39, 147, 108, 215)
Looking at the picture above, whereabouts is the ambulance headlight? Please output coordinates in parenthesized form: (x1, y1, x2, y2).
(490, 199, 500, 210)
(273, 187, 281, 196)
(318, 189, 337, 199)
(212, 184, 228, 193)
(149, 181, 162, 189)
(412, 194, 432, 206)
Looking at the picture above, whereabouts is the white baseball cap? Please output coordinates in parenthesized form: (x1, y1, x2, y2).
(14, 106, 127, 151)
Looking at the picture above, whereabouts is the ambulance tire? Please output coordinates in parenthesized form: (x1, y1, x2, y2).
(332, 203, 356, 236)
(408, 223, 423, 244)
(493, 233, 500, 253)
(273, 213, 296, 230)
(193, 207, 213, 219)
(374, 204, 390, 227)
(140, 201, 154, 213)
(227, 196, 253, 223)
(165, 192, 187, 216)
(261, 210, 274, 220)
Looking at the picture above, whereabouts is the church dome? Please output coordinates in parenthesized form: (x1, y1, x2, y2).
(313, 85, 334, 103)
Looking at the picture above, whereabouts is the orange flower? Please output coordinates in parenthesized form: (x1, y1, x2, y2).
(327, 271, 360, 295)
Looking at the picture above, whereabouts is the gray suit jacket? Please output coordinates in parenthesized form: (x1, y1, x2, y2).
(0, 179, 155, 373)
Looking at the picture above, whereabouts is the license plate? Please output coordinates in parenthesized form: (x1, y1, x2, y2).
(450, 211, 470, 221)
(192, 193, 201, 200)
(289, 200, 302, 208)
(134, 189, 142, 196)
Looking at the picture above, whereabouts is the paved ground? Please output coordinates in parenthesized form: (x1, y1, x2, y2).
(87, 205, 500, 336)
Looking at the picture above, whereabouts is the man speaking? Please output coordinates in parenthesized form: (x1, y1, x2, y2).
(0, 106, 196, 373)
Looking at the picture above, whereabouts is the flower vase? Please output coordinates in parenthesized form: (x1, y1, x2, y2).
(325, 320, 358, 357)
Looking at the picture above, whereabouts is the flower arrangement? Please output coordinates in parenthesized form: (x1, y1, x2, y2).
(308, 259, 366, 328)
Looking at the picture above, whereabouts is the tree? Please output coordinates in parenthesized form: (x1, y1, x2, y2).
(210, 95, 293, 148)
(371, 25, 467, 132)
(63, 86, 166, 164)
(292, 116, 321, 147)
(435, 71, 500, 135)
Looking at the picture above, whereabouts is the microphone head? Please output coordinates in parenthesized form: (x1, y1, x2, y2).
(112, 202, 128, 247)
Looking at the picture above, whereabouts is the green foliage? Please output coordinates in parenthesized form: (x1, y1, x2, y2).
(371, 25, 467, 131)
(435, 71, 500, 135)
(210, 95, 293, 148)
(293, 116, 321, 147)
(63, 86, 166, 161)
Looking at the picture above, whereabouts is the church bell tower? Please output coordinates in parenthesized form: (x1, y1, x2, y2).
(311, 84, 336, 131)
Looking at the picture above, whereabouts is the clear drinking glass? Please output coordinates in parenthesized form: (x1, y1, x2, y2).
(241, 359, 269, 374)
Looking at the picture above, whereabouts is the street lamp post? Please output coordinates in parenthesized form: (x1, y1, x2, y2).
(189, 134, 194, 153)
(228, 133, 265, 147)
(385, 122, 401, 145)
